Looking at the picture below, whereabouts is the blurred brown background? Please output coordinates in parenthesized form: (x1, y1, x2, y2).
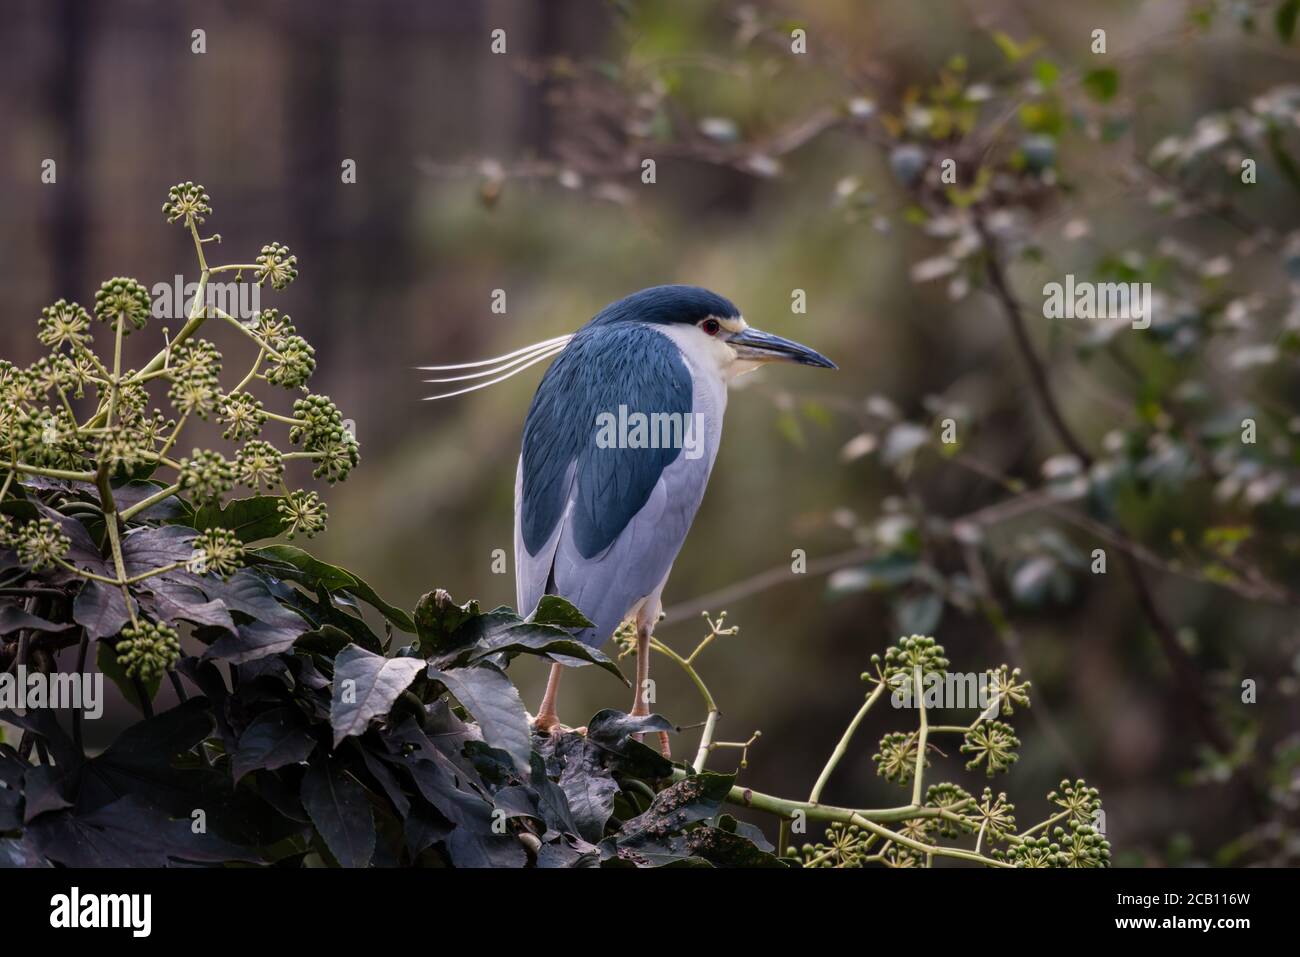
(3, 0, 1298, 866)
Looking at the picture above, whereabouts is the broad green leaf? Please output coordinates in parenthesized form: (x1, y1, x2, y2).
(329, 645, 425, 746)
(414, 589, 484, 657)
(231, 706, 317, 782)
(96, 642, 160, 715)
(192, 495, 286, 543)
(1082, 68, 1119, 103)
(300, 758, 375, 868)
(429, 662, 531, 780)
(250, 544, 415, 632)
(530, 595, 594, 630)
(1278, 0, 1299, 41)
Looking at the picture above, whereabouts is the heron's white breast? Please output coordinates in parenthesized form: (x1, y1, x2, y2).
(652, 324, 729, 459)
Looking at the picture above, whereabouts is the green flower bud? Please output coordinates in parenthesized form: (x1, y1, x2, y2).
(873, 731, 925, 785)
(219, 392, 266, 441)
(235, 440, 284, 491)
(98, 427, 145, 471)
(278, 488, 327, 538)
(177, 448, 235, 503)
(115, 620, 182, 681)
(290, 394, 358, 482)
(250, 308, 296, 348)
(266, 335, 316, 389)
(94, 277, 151, 333)
(190, 527, 244, 578)
(161, 181, 212, 227)
(255, 242, 299, 290)
(961, 720, 1020, 776)
(38, 299, 93, 350)
(15, 518, 71, 570)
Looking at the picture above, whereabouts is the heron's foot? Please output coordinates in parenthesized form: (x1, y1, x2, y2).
(530, 713, 586, 737)
(631, 726, 673, 758)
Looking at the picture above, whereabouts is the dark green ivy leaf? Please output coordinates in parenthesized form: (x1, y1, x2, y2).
(428, 662, 531, 780)
(329, 645, 425, 747)
(192, 495, 286, 544)
(300, 757, 376, 868)
(250, 545, 415, 632)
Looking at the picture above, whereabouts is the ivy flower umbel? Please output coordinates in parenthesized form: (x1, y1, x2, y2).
(873, 731, 925, 785)
(1001, 836, 1062, 868)
(871, 634, 950, 698)
(279, 489, 327, 538)
(799, 822, 872, 868)
(172, 339, 222, 379)
(98, 428, 145, 472)
(290, 394, 358, 482)
(38, 299, 93, 351)
(1052, 820, 1111, 868)
(94, 277, 151, 333)
(13, 407, 85, 470)
(114, 621, 182, 682)
(14, 518, 70, 571)
(235, 440, 284, 491)
(132, 411, 175, 450)
(219, 392, 267, 441)
(177, 449, 235, 504)
(168, 342, 223, 419)
(1047, 778, 1102, 826)
(266, 335, 316, 389)
(925, 783, 975, 837)
(28, 355, 74, 396)
(190, 528, 244, 579)
(255, 242, 298, 290)
(961, 720, 1020, 776)
(113, 381, 150, 427)
(250, 308, 296, 347)
(985, 664, 1031, 716)
(161, 181, 211, 227)
(965, 788, 1016, 842)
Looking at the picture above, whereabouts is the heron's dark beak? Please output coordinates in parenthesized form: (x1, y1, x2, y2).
(728, 327, 837, 369)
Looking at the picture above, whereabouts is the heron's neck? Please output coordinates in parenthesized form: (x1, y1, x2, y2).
(653, 324, 755, 384)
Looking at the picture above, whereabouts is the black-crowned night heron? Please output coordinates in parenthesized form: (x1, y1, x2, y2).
(423, 285, 834, 754)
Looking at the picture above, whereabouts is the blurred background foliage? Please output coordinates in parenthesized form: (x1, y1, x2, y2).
(3, 0, 1299, 865)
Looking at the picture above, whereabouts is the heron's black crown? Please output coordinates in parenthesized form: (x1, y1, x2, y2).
(586, 284, 739, 328)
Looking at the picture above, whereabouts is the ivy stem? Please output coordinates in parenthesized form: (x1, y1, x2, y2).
(669, 768, 1010, 867)
(106, 317, 125, 429)
(208, 307, 284, 360)
(911, 665, 929, 807)
(232, 348, 265, 394)
(1017, 808, 1072, 840)
(807, 681, 885, 804)
(157, 412, 189, 462)
(72, 631, 88, 752)
(648, 634, 719, 772)
(119, 483, 182, 523)
(9, 462, 97, 483)
(95, 464, 137, 627)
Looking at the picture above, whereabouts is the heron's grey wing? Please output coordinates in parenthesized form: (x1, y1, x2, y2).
(513, 324, 717, 645)
(548, 440, 718, 647)
(514, 454, 568, 621)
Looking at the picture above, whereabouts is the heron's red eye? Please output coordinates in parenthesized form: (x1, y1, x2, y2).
(701, 318, 721, 336)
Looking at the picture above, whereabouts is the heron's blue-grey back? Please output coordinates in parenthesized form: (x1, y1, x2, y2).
(514, 291, 729, 646)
